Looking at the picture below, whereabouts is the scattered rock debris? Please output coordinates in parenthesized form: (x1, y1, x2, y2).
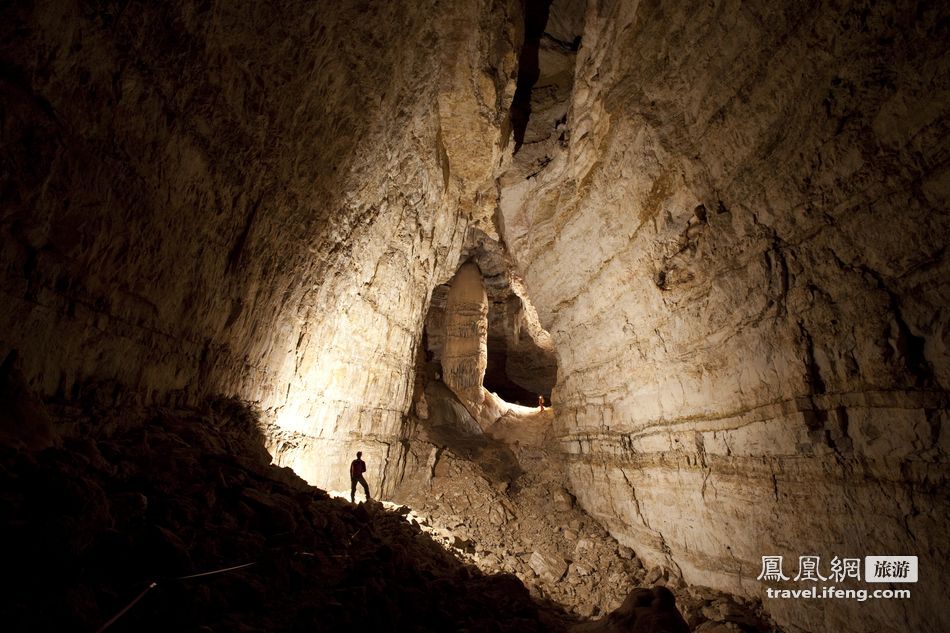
(392, 382, 782, 632)
(1, 395, 780, 632)
(0, 399, 570, 632)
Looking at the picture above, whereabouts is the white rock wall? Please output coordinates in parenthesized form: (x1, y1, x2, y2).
(443, 262, 491, 403)
(499, 1, 950, 631)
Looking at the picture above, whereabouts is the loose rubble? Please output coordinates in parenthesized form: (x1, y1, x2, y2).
(1, 381, 780, 632)
(392, 380, 781, 631)
(0, 398, 573, 632)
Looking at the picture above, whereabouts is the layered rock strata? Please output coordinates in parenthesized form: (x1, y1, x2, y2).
(498, 1, 950, 632)
(1, 1, 947, 631)
(0, 0, 521, 492)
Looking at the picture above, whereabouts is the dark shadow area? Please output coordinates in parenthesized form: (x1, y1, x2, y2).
(0, 359, 576, 631)
(510, 0, 554, 152)
(484, 329, 547, 405)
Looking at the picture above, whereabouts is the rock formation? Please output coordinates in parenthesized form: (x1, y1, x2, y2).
(0, 0, 520, 495)
(497, 1, 950, 632)
(1, 0, 948, 631)
(392, 379, 778, 631)
(0, 399, 576, 632)
(424, 229, 557, 405)
(443, 262, 491, 404)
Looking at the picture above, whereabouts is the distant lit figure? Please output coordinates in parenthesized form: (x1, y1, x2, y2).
(350, 451, 371, 503)
(538, 395, 546, 411)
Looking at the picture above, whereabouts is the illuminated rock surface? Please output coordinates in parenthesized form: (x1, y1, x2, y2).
(1, 0, 948, 631)
(0, 0, 520, 496)
(497, 1, 950, 632)
(443, 262, 491, 405)
(392, 379, 777, 629)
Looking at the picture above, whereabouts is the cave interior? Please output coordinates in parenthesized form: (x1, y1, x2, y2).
(1, 0, 948, 632)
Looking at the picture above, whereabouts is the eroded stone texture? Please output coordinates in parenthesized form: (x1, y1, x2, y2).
(425, 233, 558, 404)
(429, 246, 557, 427)
(499, 1, 950, 632)
(502, 275, 559, 397)
(2, 1, 948, 631)
(0, 0, 520, 492)
(393, 379, 779, 629)
(443, 262, 491, 403)
(462, 230, 558, 401)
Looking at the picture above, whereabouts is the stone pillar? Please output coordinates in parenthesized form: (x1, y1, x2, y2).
(442, 262, 489, 403)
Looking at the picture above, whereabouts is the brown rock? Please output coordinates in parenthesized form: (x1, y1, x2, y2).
(0, 351, 54, 451)
(530, 550, 569, 584)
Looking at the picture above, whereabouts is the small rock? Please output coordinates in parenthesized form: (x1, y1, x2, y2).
(625, 556, 644, 573)
(644, 566, 667, 585)
(552, 488, 575, 512)
(111, 492, 149, 522)
(695, 622, 744, 633)
(529, 550, 568, 583)
(608, 586, 690, 632)
(573, 538, 594, 558)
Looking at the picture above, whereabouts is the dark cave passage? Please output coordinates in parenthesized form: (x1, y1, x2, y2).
(483, 334, 544, 405)
(510, 0, 554, 152)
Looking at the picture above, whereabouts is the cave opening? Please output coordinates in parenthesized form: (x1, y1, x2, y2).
(483, 290, 556, 407)
(422, 233, 557, 416)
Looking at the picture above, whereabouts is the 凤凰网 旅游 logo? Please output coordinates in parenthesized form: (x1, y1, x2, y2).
(757, 555, 916, 602)
(756, 555, 918, 584)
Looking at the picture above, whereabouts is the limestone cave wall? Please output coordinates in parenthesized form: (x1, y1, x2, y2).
(498, 1, 949, 631)
(1, 0, 520, 492)
(1, 1, 948, 631)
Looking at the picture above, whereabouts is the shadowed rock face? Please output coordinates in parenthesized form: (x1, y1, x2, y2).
(0, 399, 576, 632)
(1, 1, 948, 632)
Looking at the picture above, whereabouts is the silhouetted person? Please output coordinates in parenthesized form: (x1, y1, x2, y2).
(350, 451, 370, 503)
(538, 395, 545, 411)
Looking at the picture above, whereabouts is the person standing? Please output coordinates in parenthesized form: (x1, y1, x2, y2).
(350, 451, 370, 503)
(538, 395, 546, 411)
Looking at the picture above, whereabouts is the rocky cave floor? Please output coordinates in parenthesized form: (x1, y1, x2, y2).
(2, 394, 780, 632)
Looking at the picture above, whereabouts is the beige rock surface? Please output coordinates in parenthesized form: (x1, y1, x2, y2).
(437, 257, 554, 431)
(0, 0, 520, 493)
(392, 380, 778, 630)
(393, 379, 643, 616)
(428, 231, 558, 403)
(498, 1, 950, 632)
(443, 262, 491, 404)
(1, 1, 948, 631)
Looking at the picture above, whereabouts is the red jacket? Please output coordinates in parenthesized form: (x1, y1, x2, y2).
(350, 459, 366, 478)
